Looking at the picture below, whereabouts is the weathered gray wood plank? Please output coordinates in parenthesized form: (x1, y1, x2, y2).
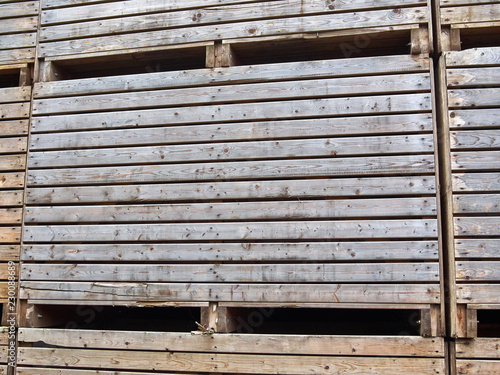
(32, 73, 431, 115)
(23, 220, 438, 242)
(0, 48, 35, 65)
(26, 176, 436, 204)
(20, 282, 441, 303)
(0, 87, 30, 103)
(456, 338, 500, 359)
(25, 198, 437, 223)
(0, 245, 19, 261)
(30, 114, 434, 150)
(39, 7, 428, 57)
(0, 172, 24, 188)
(441, 4, 500, 25)
(0, 120, 28, 136)
(457, 284, 500, 304)
(34, 55, 430, 98)
(451, 130, 500, 149)
(0, 208, 21, 224)
(0, 33, 36, 50)
(0, 1, 39, 19)
(0, 137, 26, 154)
(453, 172, 500, 192)
(452, 151, 500, 170)
(27, 155, 436, 186)
(456, 360, 500, 375)
(22, 263, 440, 283)
(0, 190, 23, 206)
(447, 67, 500, 88)
(446, 47, 500, 67)
(456, 261, 500, 281)
(0, 16, 38, 35)
(448, 88, 500, 108)
(0, 154, 26, 171)
(449, 109, 500, 129)
(0, 102, 29, 119)
(22, 241, 440, 262)
(31, 94, 432, 133)
(455, 239, 500, 258)
(28, 134, 435, 168)
(454, 217, 500, 236)
(453, 194, 500, 213)
(18, 328, 444, 357)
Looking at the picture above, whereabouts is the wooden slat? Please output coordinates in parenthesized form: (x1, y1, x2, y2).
(457, 284, 500, 304)
(0, 172, 24, 188)
(441, 0, 498, 6)
(0, 33, 36, 50)
(456, 338, 500, 359)
(38, 7, 428, 58)
(452, 151, 500, 170)
(40, 0, 428, 42)
(0, 48, 35, 66)
(27, 155, 436, 186)
(0, 120, 28, 136)
(25, 198, 437, 223)
(441, 4, 500, 25)
(28, 135, 435, 168)
(453, 194, 500, 213)
(30, 114, 434, 151)
(31, 93, 433, 133)
(18, 328, 445, 357)
(17, 369, 192, 375)
(20, 282, 441, 303)
(448, 88, 500, 108)
(23, 220, 438, 242)
(451, 130, 500, 149)
(22, 241, 440, 262)
(0, 208, 22, 224)
(32, 73, 431, 115)
(0, 154, 26, 171)
(449, 109, 500, 129)
(455, 239, 500, 258)
(0, 87, 31, 104)
(453, 172, 500, 192)
(456, 360, 500, 374)
(17, 347, 445, 375)
(0, 245, 19, 261)
(0, 137, 26, 154)
(456, 261, 500, 281)
(34, 55, 430, 98)
(446, 47, 500, 67)
(26, 176, 436, 205)
(0, 227, 20, 243)
(0, 263, 17, 280)
(0, 190, 23, 206)
(447, 67, 500, 87)
(22, 263, 440, 283)
(0, 16, 38, 35)
(0, 1, 39, 19)
(455, 217, 500, 236)
(0, 103, 29, 120)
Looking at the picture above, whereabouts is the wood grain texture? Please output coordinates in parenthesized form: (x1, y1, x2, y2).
(0, 137, 27, 154)
(0, 191, 23, 206)
(0, 102, 29, 120)
(0, 227, 20, 243)
(21, 241, 439, 262)
(456, 360, 500, 375)
(0, 16, 38, 35)
(447, 67, 500, 87)
(19, 282, 441, 303)
(0, 120, 29, 136)
(455, 239, 500, 258)
(457, 284, 500, 304)
(446, 47, 500, 67)
(0, 154, 26, 171)
(453, 194, 500, 213)
(451, 130, 500, 149)
(456, 338, 500, 359)
(455, 217, 500, 236)
(452, 151, 500, 170)
(456, 261, 500, 281)
(441, 4, 500, 25)
(0, 1, 39, 19)
(0, 172, 24, 188)
(449, 109, 500, 129)
(0, 87, 31, 103)
(448, 88, 500, 108)
(453, 172, 500, 192)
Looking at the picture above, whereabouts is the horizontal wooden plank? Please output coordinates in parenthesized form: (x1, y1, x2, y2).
(25, 198, 437, 223)
(455, 217, 500, 236)
(451, 130, 500, 149)
(0, 16, 38, 35)
(454, 194, 500, 213)
(22, 263, 440, 283)
(0, 172, 24, 188)
(0, 208, 22, 224)
(31, 93, 433, 133)
(17, 369, 191, 375)
(0, 245, 19, 261)
(19, 328, 444, 357)
(448, 88, 500, 108)
(32, 73, 431, 115)
(29, 134, 435, 168)
(453, 172, 500, 192)
(0, 102, 29, 119)
(0, 137, 26, 154)
(456, 338, 500, 359)
(39, 7, 428, 58)
(456, 261, 500, 281)
(452, 151, 500, 170)
(447, 67, 500, 88)
(0, 263, 16, 280)
(0, 227, 20, 243)
(0, 119, 28, 136)
(20, 282, 441, 303)
(0, 87, 31, 103)
(441, 4, 500, 25)
(34, 55, 430, 98)
(23, 220, 438, 242)
(0, 190, 23, 206)
(455, 239, 500, 258)
(457, 284, 500, 304)
(0, 1, 39, 19)
(0, 33, 36, 50)
(0, 154, 26, 171)
(30, 114, 435, 151)
(441, 0, 498, 6)
(27, 155, 436, 186)
(456, 360, 500, 374)
(449, 109, 500, 129)
(17, 347, 445, 375)
(0, 48, 35, 65)
(26, 176, 436, 205)
(40, 0, 428, 42)
(446, 47, 500, 67)
(22, 241, 440, 262)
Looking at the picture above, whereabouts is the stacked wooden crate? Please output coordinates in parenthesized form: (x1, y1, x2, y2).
(14, 0, 451, 373)
(437, 1, 500, 374)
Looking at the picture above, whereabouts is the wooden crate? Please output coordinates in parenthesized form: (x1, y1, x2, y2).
(37, 0, 432, 62)
(20, 52, 444, 321)
(438, 46, 500, 337)
(16, 328, 446, 374)
(0, 1, 38, 66)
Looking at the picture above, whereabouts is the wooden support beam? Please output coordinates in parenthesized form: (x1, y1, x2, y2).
(420, 305, 442, 337)
(200, 303, 243, 333)
(457, 305, 477, 339)
(439, 26, 461, 53)
(411, 25, 430, 55)
(19, 66, 32, 87)
(206, 41, 239, 68)
(40, 61, 68, 82)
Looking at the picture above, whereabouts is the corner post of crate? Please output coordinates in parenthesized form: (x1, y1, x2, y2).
(206, 41, 238, 68)
(18, 66, 32, 87)
(200, 302, 242, 333)
(411, 24, 430, 55)
(420, 305, 443, 337)
(457, 305, 477, 339)
(439, 26, 461, 54)
(39, 60, 68, 82)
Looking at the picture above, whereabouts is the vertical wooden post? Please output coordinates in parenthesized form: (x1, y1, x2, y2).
(206, 41, 238, 68)
(457, 305, 477, 338)
(18, 66, 32, 87)
(39, 60, 68, 82)
(420, 305, 443, 337)
(411, 25, 430, 55)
